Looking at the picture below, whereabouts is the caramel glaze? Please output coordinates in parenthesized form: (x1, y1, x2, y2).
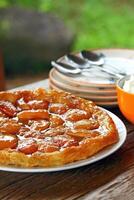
(0, 89, 106, 155)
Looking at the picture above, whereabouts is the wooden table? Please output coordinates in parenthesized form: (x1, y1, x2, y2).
(0, 79, 134, 200)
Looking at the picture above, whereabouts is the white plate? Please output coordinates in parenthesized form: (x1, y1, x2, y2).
(49, 79, 117, 101)
(0, 109, 126, 173)
(50, 68, 117, 94)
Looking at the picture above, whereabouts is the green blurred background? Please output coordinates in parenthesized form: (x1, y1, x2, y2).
(1, 0, 133, 49)
(0, 0, 134, 86)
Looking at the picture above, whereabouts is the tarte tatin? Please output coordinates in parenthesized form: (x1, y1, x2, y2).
(0, 88, 119, 167)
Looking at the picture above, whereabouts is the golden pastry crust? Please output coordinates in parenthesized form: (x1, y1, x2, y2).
(0, 89, 118, 167)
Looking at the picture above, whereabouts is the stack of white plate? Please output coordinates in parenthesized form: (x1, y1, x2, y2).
(49, 49, 134, 107)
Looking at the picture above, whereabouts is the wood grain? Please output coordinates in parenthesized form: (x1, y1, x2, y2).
(0, 80, 134, 200)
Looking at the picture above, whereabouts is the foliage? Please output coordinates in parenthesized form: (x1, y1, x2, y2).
(0, 0, 134, 51)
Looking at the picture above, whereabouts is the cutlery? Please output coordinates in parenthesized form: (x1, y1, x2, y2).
(51, 61, 123, 79)
(66, 54, 89, 68)
(81, 50, 126, 75)
(66, 51, 126, 76)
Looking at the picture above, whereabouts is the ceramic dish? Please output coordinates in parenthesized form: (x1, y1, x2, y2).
(49, 68, 116, 95)
(117, 75, 134, 124)
(51, 68, 115, 88)
(50, 49, 134, 107)
(49, 79, 117, 101)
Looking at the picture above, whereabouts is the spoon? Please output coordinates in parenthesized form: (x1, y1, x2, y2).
(81, 50, 126, 76)
(81, 50, 104, 65)
(66, 51, 126, 76)
(51, 61, 81, 75)
(66, 54, 89, 68)
(51, 61, 123, 79)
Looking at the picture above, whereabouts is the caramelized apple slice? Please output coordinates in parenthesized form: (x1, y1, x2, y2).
(29, 120, 50, 131)
(0, 134, 18, 150)
(74, 119, 99, 130)
(18, 138, 38, 154)
(17, 98, 49, 110)
(16, 98, 30, 110)
(0, 101, 17, 117)
(67, 129, 100, 138)
(53, 135, 79, 148)
(44, 127, 66, 136)
(17, 110, 49, 121)
(49, 103, 67, 114)
(0, 119, 21, 134)
(28, 100, 49, 110)
(64, 109, 91, 122)
(50, 114, 64, 128)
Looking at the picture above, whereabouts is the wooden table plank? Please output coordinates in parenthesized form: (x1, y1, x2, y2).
(0, 132, 134, 200)
(0, 79, 134, 200)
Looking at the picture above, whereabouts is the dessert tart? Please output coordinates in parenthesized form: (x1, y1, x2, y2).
(0, 88, 118, 167)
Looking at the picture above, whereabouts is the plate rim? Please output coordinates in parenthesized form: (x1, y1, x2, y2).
(49, 68, 117, 95)
(50, 68, 116, 90)
(0, 109, 127, 173)
(49, 78, 117, 100)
